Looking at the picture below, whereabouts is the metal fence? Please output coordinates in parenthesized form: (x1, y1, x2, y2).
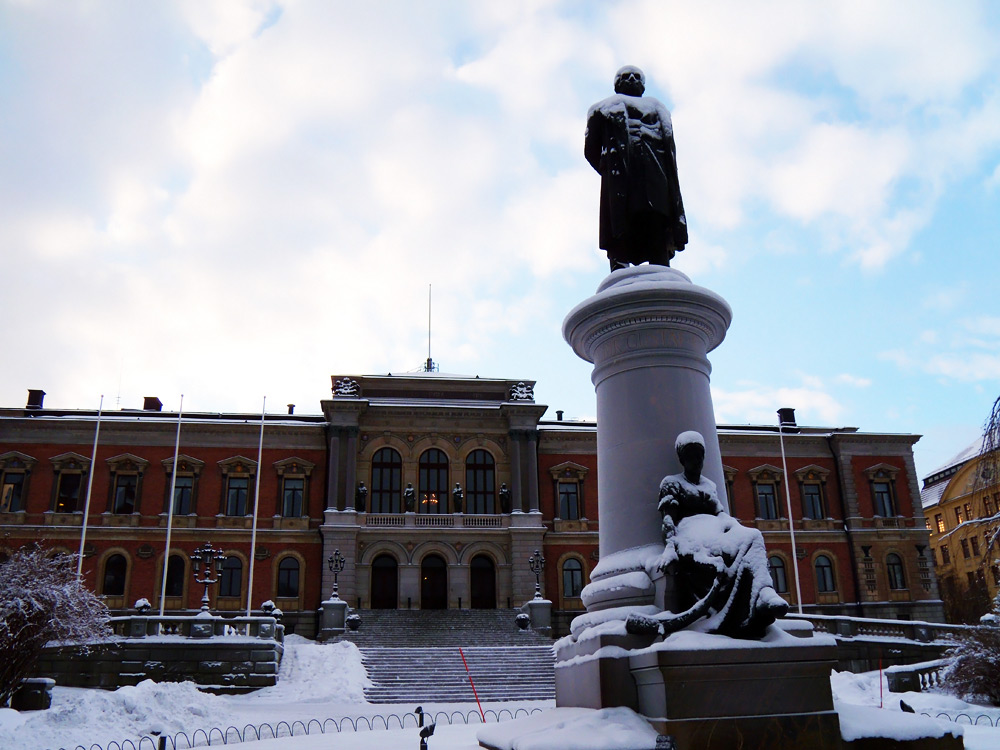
(58, 707, 545, 750)
(918, 711, 999, 727)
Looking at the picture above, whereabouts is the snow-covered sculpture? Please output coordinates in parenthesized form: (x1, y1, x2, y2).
(627, 430, 788, 639)
(585, 65, 687, 271)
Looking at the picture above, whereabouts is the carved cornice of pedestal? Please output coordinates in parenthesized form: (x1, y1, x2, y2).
(563, 266, 732, 382)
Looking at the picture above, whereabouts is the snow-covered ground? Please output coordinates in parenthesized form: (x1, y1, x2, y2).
(1, 635, 998, 750)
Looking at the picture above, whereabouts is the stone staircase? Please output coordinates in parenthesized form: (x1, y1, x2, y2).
(340, 609, 555, 703)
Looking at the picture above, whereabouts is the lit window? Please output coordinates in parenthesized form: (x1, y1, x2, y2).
(985, 495, 995, 516)
(562, 558, 583, 598)
(277, 557, 300, 598)
(815, 555, 836, 593)
(418, 449, 449, 513)
(886, 553, 906, 590)
(768, 556, 788, 593)
(955, 507, 965, 525)
(935, 514, 945, 534)
(964, 503, 973, 521)
(55, 473, 83, 513)
(756, 483, 779, 520)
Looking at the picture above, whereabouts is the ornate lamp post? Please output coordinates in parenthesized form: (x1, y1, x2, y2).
(327, 548, 346, 599)
(191, 542, 227, 613)
(529, 549, 545, 599)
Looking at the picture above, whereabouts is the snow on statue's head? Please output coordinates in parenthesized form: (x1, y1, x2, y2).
(614, 65, 645, 96)
(674, 430, 705, 454)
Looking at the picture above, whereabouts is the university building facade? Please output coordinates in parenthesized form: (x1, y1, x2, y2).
(0, 374, 944, 635)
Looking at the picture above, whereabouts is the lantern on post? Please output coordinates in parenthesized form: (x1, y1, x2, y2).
(191, 542, 227, 613)
(328, 548, 346, 599)
(528, 549, 545, 599)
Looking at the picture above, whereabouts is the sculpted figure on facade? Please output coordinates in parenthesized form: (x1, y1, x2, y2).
(586, 65, 687, 271)
(498, 483, 512, 514)
(628, 431, 788, 639)
(452, 483, 463, 513)
(354, 481, 368, 512)
(403, 483, 416, 512)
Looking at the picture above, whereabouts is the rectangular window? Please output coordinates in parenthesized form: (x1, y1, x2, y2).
(971, 536, 981, 556)
(226, 477, 249, 516)
(112, 475, 138, 514)
(559, 482, 580, 520)
(282, 477, 304, 517)
(756, 483, 779, 519)
(873, 482, 894, 516)
(172, 476, 193, 515)
(985, 495, 995, 516)
(0, 472, 25, 512)
(935, 514, 945, 534)
(955, 507, 965, 525)
(802, 484, 823, 519)
(961, 538, 971, 559)
(55, 473, 82, 512)
(967, 571, 977, 588)
(964, 503, 973, 521)
(941, 545, 950, 564)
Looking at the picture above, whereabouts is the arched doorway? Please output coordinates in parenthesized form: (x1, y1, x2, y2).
(370, 554, 398, 609)
(470, 555, 496, 609)
(421, 554, 448, 609)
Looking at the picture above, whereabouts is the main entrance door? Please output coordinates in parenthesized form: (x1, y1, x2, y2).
(370, 554, 398, 609)
(470, 555, 496, 609)
(421, 554, 448, 609)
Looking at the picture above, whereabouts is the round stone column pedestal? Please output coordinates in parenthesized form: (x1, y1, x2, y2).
(563, 265, 732, 612)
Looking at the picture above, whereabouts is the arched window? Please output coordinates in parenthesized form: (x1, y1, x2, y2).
(814, 555, 836, 593)
(165, 554, 185, 597)
(418, 449, 449, 513)
(886, 553, 906, 590)
(562, 558, 584, 598)
(277, 557, 300, 598)
(768, 556, 788, 594)
(465, 450, 495, 514)
(102, 554, 127, 597)
(220, 557, 242, 598)
(371, 448, 402, 513)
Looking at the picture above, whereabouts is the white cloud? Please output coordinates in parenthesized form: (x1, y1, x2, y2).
(712, 384, 844, 426)
(835, 374, 872, 388)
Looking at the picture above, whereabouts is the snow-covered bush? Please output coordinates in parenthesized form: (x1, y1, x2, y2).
(944, 593, 1000, 705)
(0, 545, 111, 707)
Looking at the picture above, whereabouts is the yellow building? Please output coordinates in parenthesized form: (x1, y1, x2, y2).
(922, 442, 1000, 622)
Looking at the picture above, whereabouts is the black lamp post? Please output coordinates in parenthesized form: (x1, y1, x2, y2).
(327, 548, 346, 599)
(529, 549, 545, 599)
(191, 542, 227, 613)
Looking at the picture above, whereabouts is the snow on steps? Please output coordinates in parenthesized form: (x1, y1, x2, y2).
(340, 608, 553, 647)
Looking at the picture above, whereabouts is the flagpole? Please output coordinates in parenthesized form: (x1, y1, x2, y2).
(247, 397, 266, 617)
(159, 395, 184, 617)
(778, 412, 804, 614)
(77, 395, 104, 578)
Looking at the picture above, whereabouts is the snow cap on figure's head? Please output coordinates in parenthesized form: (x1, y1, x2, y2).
(675, 430, 705, 452)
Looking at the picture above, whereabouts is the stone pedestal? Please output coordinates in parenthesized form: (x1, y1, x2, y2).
(562, 266, 731, 613)
(525, 597, 552, 634)
(317, 597, 348, 641)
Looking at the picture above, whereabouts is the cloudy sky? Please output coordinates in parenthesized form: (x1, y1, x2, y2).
(2, 0, 999, 477)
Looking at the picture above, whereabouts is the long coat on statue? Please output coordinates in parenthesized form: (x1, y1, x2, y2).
(585, 93, 688, 265)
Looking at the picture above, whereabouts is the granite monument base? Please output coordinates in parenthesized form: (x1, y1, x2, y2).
(556, 620, 843, 750)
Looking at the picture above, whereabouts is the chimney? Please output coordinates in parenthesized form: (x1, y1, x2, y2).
(26, 389, 45, 409)
(143, 397, 163, 412)
(287, 404, 295, 415)
(556, 410, 564, 421)
(777, 407, 798, 430)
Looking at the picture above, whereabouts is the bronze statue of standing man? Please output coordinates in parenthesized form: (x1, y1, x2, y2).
(585, 66, 687, 271)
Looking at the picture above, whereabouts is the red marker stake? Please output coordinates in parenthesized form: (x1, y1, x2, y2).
(459, 647, 485, 722)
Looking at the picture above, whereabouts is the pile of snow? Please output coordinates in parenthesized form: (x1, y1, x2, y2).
(477, 706, 657, 750)
(241, 635, 371, 704)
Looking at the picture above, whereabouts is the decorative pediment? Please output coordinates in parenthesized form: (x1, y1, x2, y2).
(162, 454, 206, 475)
(863, 463, 900, 481)
(0, 451, 38, 471)
(218, 456, 258, 474)
(50, 452, 91, 471)
(273, 457, 316, 476)
(748, 464, 783, 482)
(548, 461, 589, 480)
(106, 453, 150, 473)
(794, 464, 830, 483)
(722, 465, 738, 481)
